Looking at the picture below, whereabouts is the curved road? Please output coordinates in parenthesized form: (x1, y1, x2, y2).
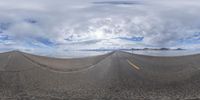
(0, 51, 200, 100)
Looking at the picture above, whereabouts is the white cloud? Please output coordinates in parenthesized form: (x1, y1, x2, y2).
(0, 0, 200, 54)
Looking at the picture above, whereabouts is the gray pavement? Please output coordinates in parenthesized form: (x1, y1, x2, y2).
(0, 51, 200, 100)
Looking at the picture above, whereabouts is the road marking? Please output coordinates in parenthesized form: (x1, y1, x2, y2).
(127, 60, 140, 70)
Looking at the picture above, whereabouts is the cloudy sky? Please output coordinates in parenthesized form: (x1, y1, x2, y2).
(0, 0, 200, 55)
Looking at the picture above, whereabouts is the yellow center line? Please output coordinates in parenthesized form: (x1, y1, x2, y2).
(126, 59, 140, 70)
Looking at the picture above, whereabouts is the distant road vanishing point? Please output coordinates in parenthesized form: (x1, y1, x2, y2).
(0, 51, 200, 100)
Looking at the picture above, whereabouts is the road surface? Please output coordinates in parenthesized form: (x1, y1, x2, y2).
(0, 51, 200, 100)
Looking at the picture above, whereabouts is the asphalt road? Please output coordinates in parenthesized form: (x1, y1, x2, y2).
(0, 51, 200, 100)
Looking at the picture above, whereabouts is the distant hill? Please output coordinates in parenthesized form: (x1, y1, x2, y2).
(80, 48, 186, 51)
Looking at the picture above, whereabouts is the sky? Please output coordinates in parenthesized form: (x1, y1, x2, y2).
(0, 0, 200, 55)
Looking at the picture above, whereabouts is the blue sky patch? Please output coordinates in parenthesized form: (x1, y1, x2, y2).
(35, 37, 55, 46)
(0, 34, 10, 41)
(177, 32, 200, 44)
(92, 1, 141, 5)
(0, 22, 10, 31)
(24, 19, 37, 24)
(118, 36, 144, 41)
